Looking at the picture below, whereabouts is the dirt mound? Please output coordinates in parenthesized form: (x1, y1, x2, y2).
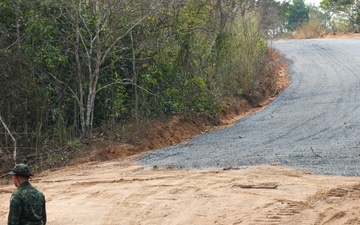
(323, 32, 360, 39)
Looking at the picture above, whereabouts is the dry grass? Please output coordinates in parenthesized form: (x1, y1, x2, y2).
(292, 16, 327, 39)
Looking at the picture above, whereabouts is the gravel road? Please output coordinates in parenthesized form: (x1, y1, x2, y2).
(139, 38, 360, 176)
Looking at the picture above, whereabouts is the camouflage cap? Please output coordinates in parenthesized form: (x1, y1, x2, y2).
(7, 163, 34, 176)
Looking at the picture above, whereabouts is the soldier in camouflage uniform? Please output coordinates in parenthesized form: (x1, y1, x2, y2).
(7, 163, 46, 225)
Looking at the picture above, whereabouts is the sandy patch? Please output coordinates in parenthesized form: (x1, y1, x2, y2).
(1, 160, 360, 224)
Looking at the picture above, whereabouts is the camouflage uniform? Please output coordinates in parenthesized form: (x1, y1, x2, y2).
(7, 164, 46, 225)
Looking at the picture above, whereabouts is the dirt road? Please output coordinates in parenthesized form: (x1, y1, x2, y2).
(1, 159, 360, 224)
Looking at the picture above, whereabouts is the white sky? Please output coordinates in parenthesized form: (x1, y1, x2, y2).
(305, 0, 322, 6)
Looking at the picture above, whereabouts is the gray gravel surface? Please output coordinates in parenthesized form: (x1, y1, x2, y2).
(138, 38, 360, 176)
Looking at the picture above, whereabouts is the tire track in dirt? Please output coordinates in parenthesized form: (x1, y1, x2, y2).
(234, 183, 360, 225)
(2, 160, 360, 224)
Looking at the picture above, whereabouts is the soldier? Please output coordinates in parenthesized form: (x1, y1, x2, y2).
(7, 163, 46, 225)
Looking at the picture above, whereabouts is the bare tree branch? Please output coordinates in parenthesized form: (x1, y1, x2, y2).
(0, 114, 17, 163)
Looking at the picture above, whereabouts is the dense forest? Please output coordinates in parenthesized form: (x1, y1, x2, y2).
(0, 0, 359, 171)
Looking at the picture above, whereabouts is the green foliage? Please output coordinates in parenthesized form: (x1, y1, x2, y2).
(67, 139, 84, 149)
(208, 13, 271, 97)
(162, 76, 218, 117)
(286, 0, 310, 31)
(258, 0, 286, 36)
(184, 77, 218, 115)
(257, 38, 267, 52)
(350, 1, 360, 31)
(320, 0, 358, 32)
(320, 0, 353, 13)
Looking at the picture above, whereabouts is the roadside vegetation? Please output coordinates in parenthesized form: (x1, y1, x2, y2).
(0, 0, 359, 173)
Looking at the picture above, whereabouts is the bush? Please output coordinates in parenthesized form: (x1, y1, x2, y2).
(293, 12, 327, 39)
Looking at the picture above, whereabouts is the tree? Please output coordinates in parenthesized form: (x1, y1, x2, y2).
(350, 0, 360, 31)
(0, 114, 16, 162)
(286, 0, 310, 31)
(320, 0, 353, 13)
(62, 0, 164, 134)
(258, 0, 286, 37)
(320, 0, 358, 31)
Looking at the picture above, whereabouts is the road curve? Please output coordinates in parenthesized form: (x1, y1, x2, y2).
(139, 38, 360, 176)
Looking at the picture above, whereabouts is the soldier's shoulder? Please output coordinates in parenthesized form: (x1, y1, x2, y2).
(30, 185, 45, 197)
(10, 189, 22, 202)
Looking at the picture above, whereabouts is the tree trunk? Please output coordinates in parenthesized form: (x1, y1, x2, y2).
(130, 30, 139, 124)
(75, 1, 86, 134)
(15, 0, 28, 135)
